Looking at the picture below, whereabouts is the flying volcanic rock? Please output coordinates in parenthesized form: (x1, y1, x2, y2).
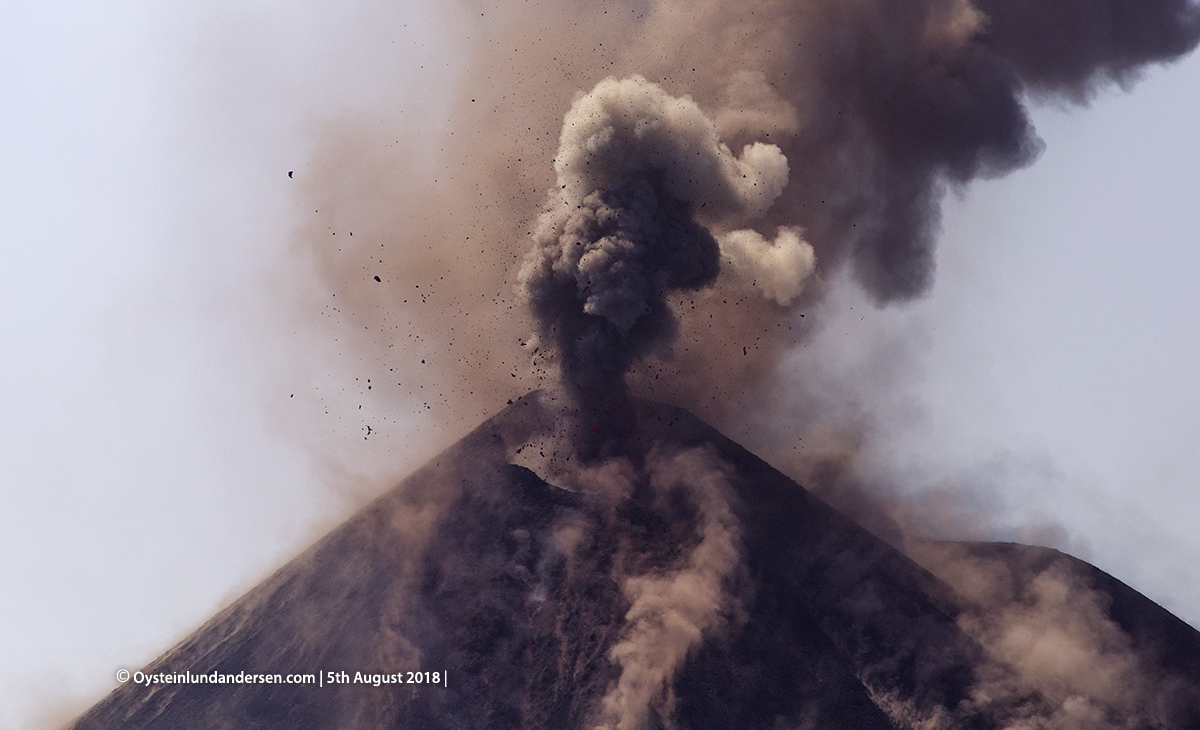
(67, 392, 1200, 730)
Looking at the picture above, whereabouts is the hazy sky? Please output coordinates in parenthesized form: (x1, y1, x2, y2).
(2, 2, 1198, 729)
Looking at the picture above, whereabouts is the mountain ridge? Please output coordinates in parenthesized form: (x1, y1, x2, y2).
(66, 391, 1200, 729)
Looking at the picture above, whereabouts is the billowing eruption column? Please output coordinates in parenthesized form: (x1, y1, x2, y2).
(506, 0, 1200, 441)
(516, 80, 811, 726)
(519, 76, 812, 456)
(293, 0, 1200, 455)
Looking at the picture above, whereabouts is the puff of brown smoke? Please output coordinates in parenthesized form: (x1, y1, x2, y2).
(907, 541, 1196, 730)
(595, 445, 745, 730)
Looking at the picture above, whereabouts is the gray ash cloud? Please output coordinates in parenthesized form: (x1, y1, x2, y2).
(505, 0, 1199, 454)
(517, 76, 803, 454)
(296, 0, 1199, 451)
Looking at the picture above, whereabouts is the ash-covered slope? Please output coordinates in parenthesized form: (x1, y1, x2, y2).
(68, 393, 1200, 730)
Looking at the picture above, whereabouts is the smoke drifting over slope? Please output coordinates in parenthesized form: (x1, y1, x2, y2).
(595, 446, 745, 730)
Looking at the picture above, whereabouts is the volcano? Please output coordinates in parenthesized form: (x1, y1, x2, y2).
(67, 392, 1200, 730)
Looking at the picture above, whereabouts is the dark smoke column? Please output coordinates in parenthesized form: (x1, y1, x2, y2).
(519, 76, 812, 456)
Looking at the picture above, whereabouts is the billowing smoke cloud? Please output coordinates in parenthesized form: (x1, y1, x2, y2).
(468, 0, 1199, 446)
(717, 226, 815, 307)
(292, 0, 1200, 464)
(518, 75, 809, 453)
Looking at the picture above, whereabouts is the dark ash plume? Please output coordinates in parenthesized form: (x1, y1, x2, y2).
(518, 75, 808, 454)
(974, 0, 1200, 97)
(292, 0, 1200, 455)
(493, 0, 1200, 447)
